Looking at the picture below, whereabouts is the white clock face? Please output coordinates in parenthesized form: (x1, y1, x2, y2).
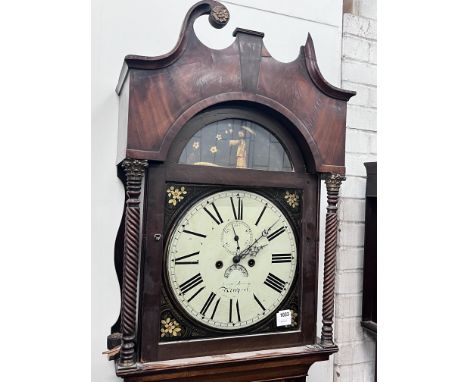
(166, 190, 297, 330)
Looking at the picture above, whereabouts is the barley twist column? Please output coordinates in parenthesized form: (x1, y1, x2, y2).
(320, 173, 345, 347)
(119, 158, 148, 366)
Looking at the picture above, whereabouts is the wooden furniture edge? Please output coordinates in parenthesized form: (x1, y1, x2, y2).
(116, 344, 338, 378)
(361, 320, 377, 335)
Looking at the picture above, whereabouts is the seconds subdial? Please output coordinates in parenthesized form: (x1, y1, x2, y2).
(221, 221, 253, 255)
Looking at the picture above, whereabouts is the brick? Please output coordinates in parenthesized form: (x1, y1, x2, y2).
(338, 222, 365, 247)
(342, 35, 370, 62)
(335, 362, 375, 382)
(353, 341, 376, 364)
(339, 198, 366, 222)
(368, 86, 377, 108)
(343, 14, 376, 40)
(357, 0, 377, 20)
(345, 129, 375, 154)
(346, 105, 377, 131)
(335, 293, 363, 318)
(369, 40, 377, 64)
(342, 59, 376, 86)
(340, 176, 366, 198)
(336, 246, 364, 271)
(369, 133, 377, 154)
(334, 340, 376, 365)
(334, 342, 353, 365)
(345, 152, 376, 177)
(335, 317, 365, 343)
(345, 83, 369, 107)
(342, 81, 374, 108)
(363, 361, 376, 382)
(334, 364, 355, 381)
(343, 83, 376, 109)
(335, 270, 363, 294)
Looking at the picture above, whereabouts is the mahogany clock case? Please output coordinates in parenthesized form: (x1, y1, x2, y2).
(109, 1, 356, 378)
(138, 104, 321, 362)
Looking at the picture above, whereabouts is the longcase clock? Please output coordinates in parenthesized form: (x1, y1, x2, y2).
(106, 2, 355, 381)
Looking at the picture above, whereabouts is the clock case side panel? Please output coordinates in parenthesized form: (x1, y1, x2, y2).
(138, 162, 319, 362)
(116, 75, 130, 165)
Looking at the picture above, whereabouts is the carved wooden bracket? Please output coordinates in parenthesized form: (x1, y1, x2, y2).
(119, 158, 148, 366)
(320, 173, 345, 347)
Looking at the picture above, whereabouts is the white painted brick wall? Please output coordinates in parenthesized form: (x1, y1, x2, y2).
(345, 152, 377, 177)
(335, 270, 363, 295)
(369, 41, 377, 64)
(338, 222, 365, 247)
(340, 176, 366, 198)
(346, 105, 377, 131)
(335, 361, 375, 382)
(343, 81, 376, 108)
(343, 13, 376, 40)
(334, 340, 376, 365)
(342, 59, 376, 87)
(334, 2, 376, 381)
(335, 294, 363, 318)
(334, 317, 365, 343)
(345, 129, 376, 154)
(336, 247, 364, 271)
(342, 35, 371, 62)
(355, 0, 377, 21)
(339, 198, 366, 222)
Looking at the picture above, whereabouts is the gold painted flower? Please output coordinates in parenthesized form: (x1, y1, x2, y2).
(192, 141, 200, 150)
(284, 191, 299, 208)
(167, 186, 187, 206)
(210, 146, 218, 154)
(291, 310, 298, 327)
(216, 133, 222, 141)
(160, 317, 182, 337)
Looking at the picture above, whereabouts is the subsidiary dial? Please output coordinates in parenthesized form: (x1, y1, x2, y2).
(221, 221, 253, 255)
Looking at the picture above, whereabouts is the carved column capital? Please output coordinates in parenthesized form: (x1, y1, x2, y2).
(325, 173, 345, 194)
(122, 158, 148, 177)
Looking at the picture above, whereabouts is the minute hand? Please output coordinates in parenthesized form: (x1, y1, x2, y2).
(235, 219, 280, 261)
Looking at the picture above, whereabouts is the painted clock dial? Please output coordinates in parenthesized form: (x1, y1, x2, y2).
(166, 190, 297, 330)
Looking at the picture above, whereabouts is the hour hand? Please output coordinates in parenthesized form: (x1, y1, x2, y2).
(232, 225, 240, 251)
(248, 243, 268, 257)
(239, 243, 268, 260)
